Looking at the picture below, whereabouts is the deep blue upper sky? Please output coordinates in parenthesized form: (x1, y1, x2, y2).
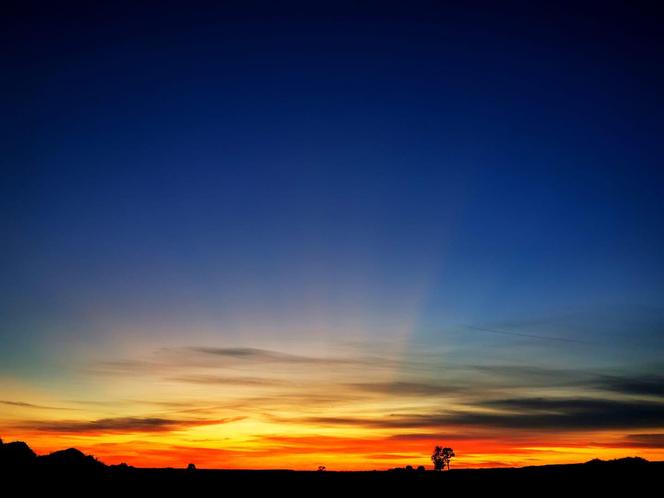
(2, 2, 664, 372)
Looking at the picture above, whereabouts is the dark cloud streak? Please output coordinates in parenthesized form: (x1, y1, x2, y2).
(298, 398, 664, 431)
(0, 400, 76, 411)
(463, 325, 594, 345)
(15, 416, 240, 434)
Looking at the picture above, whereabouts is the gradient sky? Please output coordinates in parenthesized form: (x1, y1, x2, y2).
(2, 1, 664, 469)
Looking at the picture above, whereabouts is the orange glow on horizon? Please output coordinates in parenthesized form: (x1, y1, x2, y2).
(4, 427, 663, 471)
(3, 344, 663, 471)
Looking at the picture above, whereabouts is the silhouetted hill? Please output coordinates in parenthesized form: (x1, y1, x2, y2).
(0, 440, 661, 494)
(37, 447, 105, 469)
(0, 439, 36, 466)
(585, 456, 649, 465)
(0, 439, 103, 472)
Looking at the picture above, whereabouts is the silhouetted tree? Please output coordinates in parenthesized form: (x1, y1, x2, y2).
(431, 445, 455, 471)
(187, 463, 196, 471)
(318, 465, 326, 472)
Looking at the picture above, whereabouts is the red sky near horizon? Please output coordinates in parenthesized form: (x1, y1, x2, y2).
(3, 342, 664, 470)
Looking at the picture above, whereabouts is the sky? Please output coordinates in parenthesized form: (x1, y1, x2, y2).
(1, 1, 664, 470)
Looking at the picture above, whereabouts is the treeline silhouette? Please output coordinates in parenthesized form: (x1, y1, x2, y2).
(0, 438, 659, 494)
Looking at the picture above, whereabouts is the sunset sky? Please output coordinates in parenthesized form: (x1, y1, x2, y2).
(2, 2, 664, 470)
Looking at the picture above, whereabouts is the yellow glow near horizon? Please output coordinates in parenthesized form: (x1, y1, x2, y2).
(3, 342, 664, 470)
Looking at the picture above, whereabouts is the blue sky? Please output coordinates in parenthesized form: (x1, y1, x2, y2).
(4, 2, 663, 355)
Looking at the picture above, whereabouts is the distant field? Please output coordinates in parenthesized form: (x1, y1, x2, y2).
(4, 461, 662, 493)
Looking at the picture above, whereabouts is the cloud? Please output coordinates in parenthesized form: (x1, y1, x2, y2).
(92, 346, 384, 378)
(388, 433, 448, 441)
(16, 416, 241, 434)
(296, 397, 664, 431)
(469, 365, 587, 385)
(593, 374, 664, 397)
(621, 434, 664, 448)
(590, 433, 664, 449)
(467, 397, 664, 429)
(187, 347, 355, 366)
(345, 381, 461, 396)
(80, 345, 664, 439)
(470, 366, 664, 397)
(166, 375, 286, 387)
(462, 325, 594, 344)
(0, 400, 76, 411)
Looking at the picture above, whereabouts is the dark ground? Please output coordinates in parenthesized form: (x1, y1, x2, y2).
(1, 441, 661, 493)
(3, 460, 663, 494)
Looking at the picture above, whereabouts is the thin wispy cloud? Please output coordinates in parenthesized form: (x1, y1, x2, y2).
(91, 346, 396, 377)
(462, 325, 594, 345)
(0, 400, 77, 411)
(344, 381, 462, 396)
(166, 375, 286, 387)
(294, 398, 664, 431)
(620, 434, 664, 448)
(593, 374, 664, 397)
(14, 416, 242, 434)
